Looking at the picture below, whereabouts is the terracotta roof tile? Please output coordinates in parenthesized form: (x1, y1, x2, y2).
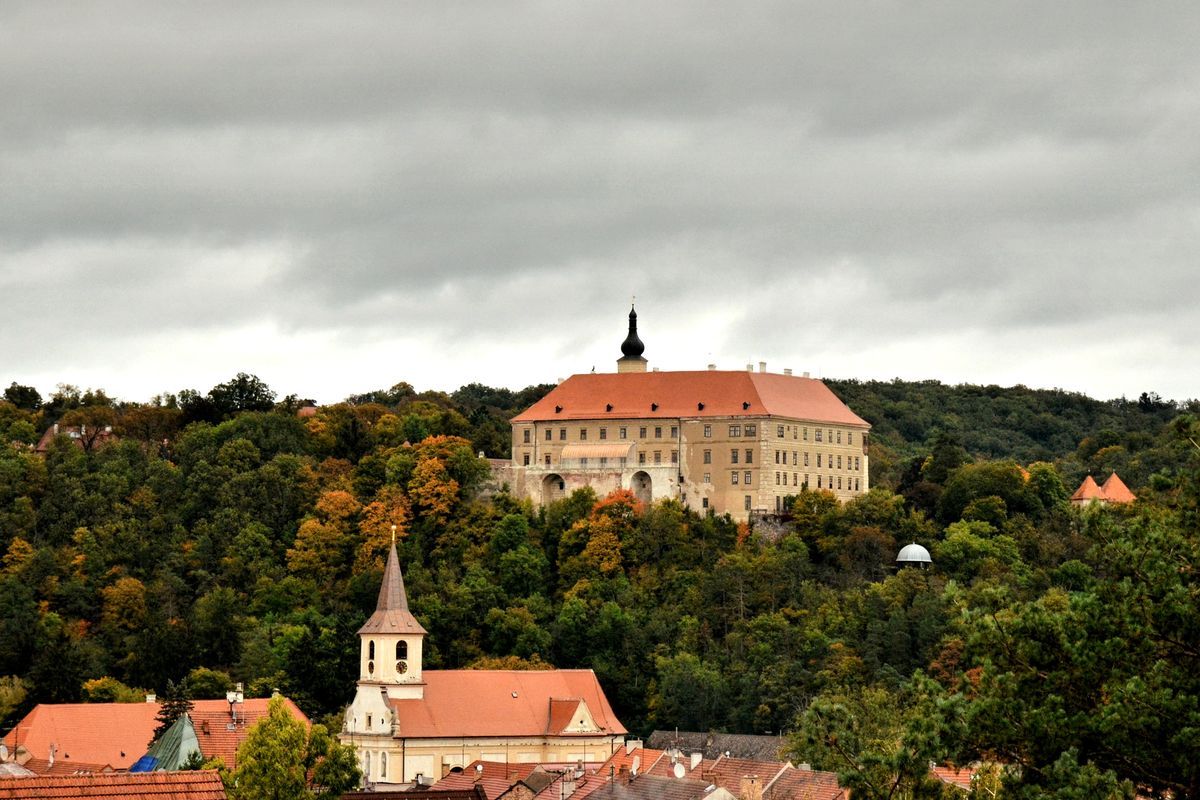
(1070, 475, 1103, 502)
(4, 699, 308, 773)
(1100, 472, 1136, 503)
(389, 671, 625, 738)
(0, 769, 226, 799)
(511, 372, 868, 427)
(431, 761, 538, 800)
(931, 765, 975, 791)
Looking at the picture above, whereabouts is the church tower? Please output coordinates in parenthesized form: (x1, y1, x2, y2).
(616, 304, 648, 373)
(356, 540, 426, 700)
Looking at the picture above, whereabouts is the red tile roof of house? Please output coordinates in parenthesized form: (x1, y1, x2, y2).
(592, 748, 846, 800)
(3, 699, 308, 773)
(511, 371, 869, 427)
(1100, 472, 1136, 503)
(430, 761, 539, 800)
(389, 670, 626, 739)
(931, 765, 975, 791)
(0, 769, 226, 799)
(1070, 474, 1103, 502)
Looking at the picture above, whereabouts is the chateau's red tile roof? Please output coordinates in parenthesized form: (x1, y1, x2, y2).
(511, 371, 868, 427)
(3, 699, 308, 773)
(389, 671, 625, 739)
(0, 770, 226, 799)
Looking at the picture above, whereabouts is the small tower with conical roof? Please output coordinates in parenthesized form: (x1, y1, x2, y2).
(617, 305, 648, 373)
(357, 540, 426, 700)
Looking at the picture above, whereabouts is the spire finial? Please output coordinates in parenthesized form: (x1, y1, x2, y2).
(391, 524, 396, 547)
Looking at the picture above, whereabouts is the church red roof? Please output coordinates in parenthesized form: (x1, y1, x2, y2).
(388, 670, 626, 739)
(511, 371, 868, 427)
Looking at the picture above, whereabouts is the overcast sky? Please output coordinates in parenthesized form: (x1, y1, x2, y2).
(3, 2, 1199, 406)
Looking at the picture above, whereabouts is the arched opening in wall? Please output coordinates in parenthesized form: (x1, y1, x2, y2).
(631, 471, 652, 506)
(448, 766, 464, 774)
(542, 473, 566, 503)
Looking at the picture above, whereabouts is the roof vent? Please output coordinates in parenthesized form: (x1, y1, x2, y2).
(707, 363, 716, 371)
(555, 405, 562, 414)
(742, 402, 750, 410)
(803, 371, 810, 378)
(784, 368, 792, 376)
(697, 402, 705, 410)
(652, 367, 660, 372)
(759, 361, 766, 373)
(746, 364, 754, 372)
(651, 403, 659, 411)
(606, 404, 613, 412)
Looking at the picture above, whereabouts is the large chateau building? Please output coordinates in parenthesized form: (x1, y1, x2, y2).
(341, 542, 626, 787)
(507, 307, 871, 519)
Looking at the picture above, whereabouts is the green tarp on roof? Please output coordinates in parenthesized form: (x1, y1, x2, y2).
(129, 714, 202, 772)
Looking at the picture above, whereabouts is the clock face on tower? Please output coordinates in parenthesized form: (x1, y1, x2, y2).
(396, 660, 408, 675)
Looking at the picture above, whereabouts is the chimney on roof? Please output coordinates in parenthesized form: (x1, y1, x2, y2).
(145, 693, 156, 703)
(802, 371, 810, 378)
(625, 739, 642, 754)
(746, 364, 753, 372)
(690, 752, 703, 770)
(784, 368, 792, 376)
(707, 363, 716, 371)
(652, 367, 660, 372)
(759, 361, 766, 373)
(740, 775, 763, 800)
(798, 762, 811, 771)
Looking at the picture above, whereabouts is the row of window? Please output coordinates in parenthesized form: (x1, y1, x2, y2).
(525, 451, 679, 467)
(770, 473, 863, 492)
(366, 640, 408, 660)
(772, 450, 862, 471)
(524, 423, 860, 446)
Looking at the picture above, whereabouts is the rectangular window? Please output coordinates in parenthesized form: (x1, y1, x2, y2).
(815, 429, 823, 442)
(639, 426, 647, 438)
(702, 497, 709, 508)
(744, 471, 752, 485)
(703, 449, 712, 464)
(545, 429, 552, 441)
(837, 455, 842, 469)
(580, 428, 588, 440)
(654, 451, 662, 464)
(777, 425, 785, 438)
(602, 457, 611, 467)
(582, 457, 591, 467)
(792, 451, 798, 466)
(560, 428, 567, 441)
(775, 450, 780, 464)
(828, 429, 833, 442)
(671, 450, 678, 464)
(838, 476, 843, 489)
(846, 431, 853, 445)
(744, 495, 752, 511)
(856, 456, 861, 470)
(745, 424, 757, 437)
(731, 472, 739, 485)
(837, 430, 842, 444)
(619, 427, 627, 439)
(729, 424, 741, 437)
(670, 426, 678, 438)
(523, 454, 530, 465)
(804, 473, 809, 486)
(745, 449, 753, 464)
(793, 473, 798, 486)
(638, 452, 646, 464)
(817, 476, 822, 488)
(855, 478, 861, 491)
(703, 473, 711, 483)
(775, 472, 780, 485)
(804, 452, 810, 466)
(817, 453, 822, 468)
(523, 429, 531, 443)
(703, 424, 712, 438)
(545, 454, 551, 465)
(599, 427, 607, 440)
(655, 426, 662, 439)
(731, 449, 739, 464)
(803, 427, 809, 441)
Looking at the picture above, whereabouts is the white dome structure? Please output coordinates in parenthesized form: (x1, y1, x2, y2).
(896, 542, 932, 566)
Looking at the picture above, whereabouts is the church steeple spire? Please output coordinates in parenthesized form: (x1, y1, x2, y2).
(358, 540, 426, 636)
(617, 304, 648, 373)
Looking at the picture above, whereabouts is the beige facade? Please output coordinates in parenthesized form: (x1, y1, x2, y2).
(509, 411, 869, 519)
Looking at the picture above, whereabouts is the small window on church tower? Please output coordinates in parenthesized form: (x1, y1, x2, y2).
(397, 641, 408, 660)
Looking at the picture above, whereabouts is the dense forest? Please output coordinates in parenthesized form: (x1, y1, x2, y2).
(0, 374, 1197, 799)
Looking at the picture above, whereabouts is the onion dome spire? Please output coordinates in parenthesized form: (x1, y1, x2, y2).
(617, 304, 648, 372)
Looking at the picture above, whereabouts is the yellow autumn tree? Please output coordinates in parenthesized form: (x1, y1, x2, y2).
(408, 456, 459, 526)
(355, 485, 412, 572)
(286, 490, 361, 585)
